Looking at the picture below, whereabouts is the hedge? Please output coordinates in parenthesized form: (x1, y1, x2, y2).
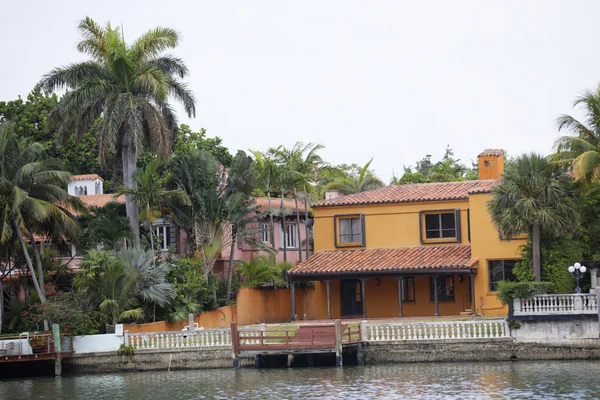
(496, 281, 555, 305)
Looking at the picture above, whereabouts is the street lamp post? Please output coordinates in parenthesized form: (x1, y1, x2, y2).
(568, 262, 587, 294)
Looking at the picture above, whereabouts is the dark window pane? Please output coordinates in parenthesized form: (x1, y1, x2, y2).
(441, 229, 456, 238)
(441, 213, 456, 230)
(425, 214, 440, 230)
(430, 275, 455, 301)
(426, 230, 440, 239)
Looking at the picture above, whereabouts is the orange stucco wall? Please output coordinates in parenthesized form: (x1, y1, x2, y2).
(310, 192, 524, 318)
(468, 193, 523, 316)
(123, 287, 319, 333)
(312, 275, 472, 319)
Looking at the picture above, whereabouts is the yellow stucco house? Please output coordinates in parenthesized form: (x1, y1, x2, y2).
(288, 149, 523, 319)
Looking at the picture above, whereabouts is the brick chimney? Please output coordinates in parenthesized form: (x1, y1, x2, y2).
(325, 190, 344, 200)
(477, 149, 504, 180)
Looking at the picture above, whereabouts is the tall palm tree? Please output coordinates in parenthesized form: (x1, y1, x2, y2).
(119, 159, 189, 253)
(0, 121, 83, 329)
(552, 87, 600, 182)
(324, 157, 384, 195)
(487, 153, 579, 281)
(38, 17, 196, 248)
(250, 149, 279, 248)
(277, 142, 325, 260)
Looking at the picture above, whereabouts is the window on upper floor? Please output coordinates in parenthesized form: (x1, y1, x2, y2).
(156, 225, 171, 251)
(259, 223, 270, 243)
(488, 260, 518, 292)
(430, 275, 455, 301)
(280, 223, 297, 249)
(420, 210, 461, 243)
(334, 214, 365, 247)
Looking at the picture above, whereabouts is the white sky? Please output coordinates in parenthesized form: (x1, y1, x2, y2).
(2, 1, 600, 182)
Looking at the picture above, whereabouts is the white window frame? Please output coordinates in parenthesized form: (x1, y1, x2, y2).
(259, 223, 270, 243)
(280, 223, 298, 249)
(156, 225, 171, 251)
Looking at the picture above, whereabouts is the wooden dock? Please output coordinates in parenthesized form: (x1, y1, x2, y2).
(231, 320, 362, 367)
(0, 331, 72, 367)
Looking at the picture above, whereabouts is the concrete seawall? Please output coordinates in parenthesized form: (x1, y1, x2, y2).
(363, 340, 600, 364)
(64, 348, 254, 374)
(60, 339, 600, 375)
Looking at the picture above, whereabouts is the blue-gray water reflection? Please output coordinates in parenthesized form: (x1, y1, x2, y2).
(1, 360, 599, 399)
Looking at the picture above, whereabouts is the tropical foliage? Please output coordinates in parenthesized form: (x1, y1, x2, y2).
(487, 153, 580, 281)
(38, 17, 196, 248)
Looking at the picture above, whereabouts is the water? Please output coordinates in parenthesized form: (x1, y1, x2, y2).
(1, 361, 599, 399)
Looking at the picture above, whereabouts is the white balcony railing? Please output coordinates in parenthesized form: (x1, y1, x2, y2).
(513, 294, 598, 316)
(362, 319, 510, 342)
(124, 328, 232, 350)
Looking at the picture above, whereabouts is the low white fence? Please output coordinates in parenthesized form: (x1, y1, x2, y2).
(362, 319, 510, 342)
(513, 294, 598, 316)
(124, 328, 232, 350)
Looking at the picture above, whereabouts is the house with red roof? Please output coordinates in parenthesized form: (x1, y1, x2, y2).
(288, 149, 523, 319)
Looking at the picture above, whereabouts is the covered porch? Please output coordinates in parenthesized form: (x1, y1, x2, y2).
(287, 245, 478, 320)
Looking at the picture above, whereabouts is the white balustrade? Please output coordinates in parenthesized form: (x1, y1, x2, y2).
(124, 328, 232, 351)
(513, 294, 598, 316)
(363, 319, 510, 343)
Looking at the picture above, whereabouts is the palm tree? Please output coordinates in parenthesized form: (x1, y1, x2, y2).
(250, 149, 279, 248)
(324, 157, 384, 195)
(0, 122, 83, 329)
(487, 153, 579, 281)
(38, 17, 196, 248)
(552, 87, 600, 182)
(74, 248, 174, 330)
(119, 159, 189, 253)
(80, 202, 131, 250)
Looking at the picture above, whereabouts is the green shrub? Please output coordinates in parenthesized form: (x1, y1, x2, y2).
(496, 281, 555, 305)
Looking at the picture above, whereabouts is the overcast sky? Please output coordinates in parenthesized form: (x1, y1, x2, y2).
(2, 1, 600, 181)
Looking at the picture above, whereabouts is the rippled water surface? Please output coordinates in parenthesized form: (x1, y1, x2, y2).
(2, 361, 600, 399)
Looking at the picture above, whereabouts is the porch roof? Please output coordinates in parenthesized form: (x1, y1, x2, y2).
(288, 244, 478, 279)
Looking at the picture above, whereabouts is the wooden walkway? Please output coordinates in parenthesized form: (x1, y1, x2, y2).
(231, 321, 361, 356)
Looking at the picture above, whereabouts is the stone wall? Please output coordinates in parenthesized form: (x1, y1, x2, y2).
(64, 348, 253, 374)
(363, 340, 600, 364)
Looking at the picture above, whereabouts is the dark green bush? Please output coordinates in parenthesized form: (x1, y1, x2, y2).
(496, 281, 555, 305)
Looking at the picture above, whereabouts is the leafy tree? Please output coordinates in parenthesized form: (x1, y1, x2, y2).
(487, 153, 580, 281)
(514, 233, 581, 293)
(174, 124, 232, 167)
(552, 86, 600, 182)
(392, 146, 477, 185)
(166, 256, 214, 321)
(237, 255, 281, 287)
(0, 88, 103, 176)
(324, 157, 384, 194)
(39, 17, 196, 248)
(31, 289, 99, 335)
(0, 121, 84, 330)
(250, 149, 279, 247)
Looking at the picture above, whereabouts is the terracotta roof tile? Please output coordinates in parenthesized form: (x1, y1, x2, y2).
(312, 180, 497, 208)
(253, 197, 308, 213)
(71, 174, 104, 182)
(477, 149, 504, 157)
(78, 194, 125, 209)
(288, 245, 477, 277)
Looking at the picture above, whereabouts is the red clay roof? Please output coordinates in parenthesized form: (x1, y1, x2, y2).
(312, 180, 497, 208)
(78, 194, 125, 208)
(71, 174, 104, 182)
(253, 197, 308, 212)
(288, 245, 477, 277)
(477, 149, 504, 157)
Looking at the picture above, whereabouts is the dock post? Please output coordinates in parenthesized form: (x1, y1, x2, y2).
(231, 322, 240, 370)
(335, 319, 343, 367)
(52, 324, 61, 376)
